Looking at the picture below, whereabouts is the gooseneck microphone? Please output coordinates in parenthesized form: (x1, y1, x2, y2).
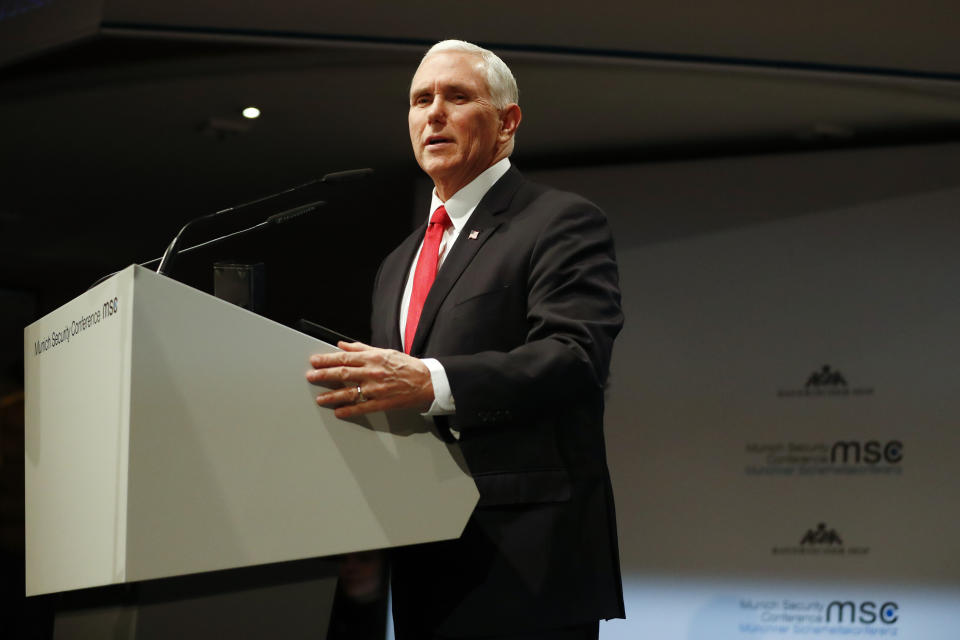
(155, 168, 374, 275)
(318, 167, 375, 183)
(86, 167, 374, 291)
(144, 200, 327, 268)
(87, 200, 328, 290)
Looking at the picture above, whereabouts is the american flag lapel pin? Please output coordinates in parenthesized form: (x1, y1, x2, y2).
(468, 229, 480, 240)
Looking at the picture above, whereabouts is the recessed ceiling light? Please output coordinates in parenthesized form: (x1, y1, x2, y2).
(242, 107, 261, 119)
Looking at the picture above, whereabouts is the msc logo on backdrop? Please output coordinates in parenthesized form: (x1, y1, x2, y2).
(746, 439, 903, 477)
(831, 440, 903, 465)
(737, 597, 899, 633)
(826, 600, 899, 625)
(777, 364, 874, 397)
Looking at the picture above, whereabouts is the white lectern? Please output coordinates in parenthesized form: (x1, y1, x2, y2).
(24, 265, 478, 637)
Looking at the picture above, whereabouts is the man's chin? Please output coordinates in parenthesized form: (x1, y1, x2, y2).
(421, 158, 460, 181)
(422, 151, 458, 166)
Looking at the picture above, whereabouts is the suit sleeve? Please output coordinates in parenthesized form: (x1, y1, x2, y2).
(437, 193, 623, 430)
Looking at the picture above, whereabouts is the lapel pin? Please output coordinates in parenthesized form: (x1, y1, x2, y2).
(468, 230, 480, 240)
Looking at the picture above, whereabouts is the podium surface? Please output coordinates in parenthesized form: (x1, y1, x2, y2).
(24, 265, 478, 597)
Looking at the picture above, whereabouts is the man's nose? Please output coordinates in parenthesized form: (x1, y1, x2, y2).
(427, 96, 447, 123)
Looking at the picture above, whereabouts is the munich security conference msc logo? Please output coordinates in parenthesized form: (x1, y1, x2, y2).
(777, 364, 874, 398)
(745, 439, 903, 476)
(738, 597, 899, 634)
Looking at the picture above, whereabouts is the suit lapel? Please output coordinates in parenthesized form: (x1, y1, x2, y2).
(380, 226, 425, 351)
(409, 167, 524, 356)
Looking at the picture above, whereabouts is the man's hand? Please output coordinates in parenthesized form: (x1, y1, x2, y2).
(306, 341, 435, 418)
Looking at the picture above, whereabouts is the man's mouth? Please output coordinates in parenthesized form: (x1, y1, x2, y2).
(426, 136, 453, 146)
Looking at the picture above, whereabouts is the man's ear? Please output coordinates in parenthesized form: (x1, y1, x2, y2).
(499, 104, 522, 141)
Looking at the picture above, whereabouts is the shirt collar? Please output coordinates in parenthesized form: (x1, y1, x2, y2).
(428, 158, 511, 233)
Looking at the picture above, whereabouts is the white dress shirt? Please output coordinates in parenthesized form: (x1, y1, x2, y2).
(400, 157, 511, 415)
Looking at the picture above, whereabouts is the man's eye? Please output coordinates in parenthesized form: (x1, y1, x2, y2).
(414, 96, 431, 106)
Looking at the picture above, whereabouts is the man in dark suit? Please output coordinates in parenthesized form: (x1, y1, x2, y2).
(308, 40, 624, 640)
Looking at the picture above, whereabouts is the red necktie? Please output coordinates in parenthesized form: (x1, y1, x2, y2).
(404, 205, 452, 353)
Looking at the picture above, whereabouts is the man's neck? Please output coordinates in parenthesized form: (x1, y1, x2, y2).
(433, 151, 511, 201)
(432, 158, 511, 205)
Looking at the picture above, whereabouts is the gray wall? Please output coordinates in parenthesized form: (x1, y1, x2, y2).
(528, 142, 960, 638)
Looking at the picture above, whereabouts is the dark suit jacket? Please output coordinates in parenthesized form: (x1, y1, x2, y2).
(370, 167, 625, 638)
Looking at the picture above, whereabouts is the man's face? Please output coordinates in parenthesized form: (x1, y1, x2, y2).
(408, 51, 503, 198)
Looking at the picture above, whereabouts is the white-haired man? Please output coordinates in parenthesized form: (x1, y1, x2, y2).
(308, 40, 625, 639)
